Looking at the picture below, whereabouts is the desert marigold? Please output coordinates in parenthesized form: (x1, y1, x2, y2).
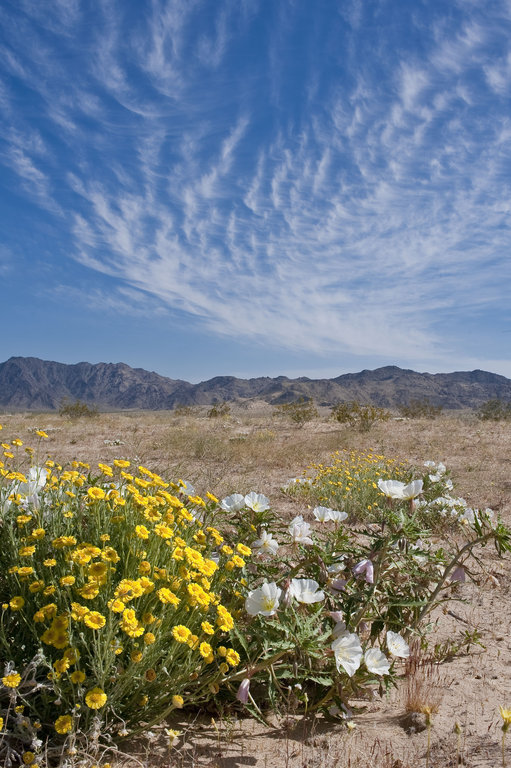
(9, 596, 25, 610)
(84, 611, 106, 630)
(17, 566, 35, 576)
(157, 587, 180, 606)
(70, 670, 86, 684)
(101, 547, 120, 563)
(85, 687, 107, 709)
(201, 621, 215, 635)
(225, 649, 240, 667)
(55, 714, 73, 734)
(172, 694, 184, 708)
(19, 545, 36, 557)
(144, 632, 156, 645)
(87, 487, 106, 500)
(199, 641, 213, 658)
(172, 625, 191, 643)
(2, 672, 21, 688)
(236, 543, 252, 557)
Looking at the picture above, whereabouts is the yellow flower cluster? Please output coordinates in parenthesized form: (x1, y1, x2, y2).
(0, 444, 249, 738)
(308, 449, 409, 514)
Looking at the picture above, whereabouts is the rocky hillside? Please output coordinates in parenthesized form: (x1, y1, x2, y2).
(1, 357, 511, 411)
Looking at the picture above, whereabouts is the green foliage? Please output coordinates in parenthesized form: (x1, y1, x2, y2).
(398, 398, 443, 419)
(476, 399, 511, 421)
(207, 401, 231, 418)
(274, 396, 318, 426)
(58, 398, 98, 419)
(331, 401, 390, 432)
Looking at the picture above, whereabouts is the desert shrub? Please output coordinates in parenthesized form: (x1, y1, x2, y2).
(0, 426, 510, 766)
(274, 396, 318, 426)
(173, 403, 196, 416)
(476, 399, 511, 421)
(331, 401, 390, 432)
(207, 401, 231, 418)
(59, 398, 98, 420)
(398, 398, 443, 419)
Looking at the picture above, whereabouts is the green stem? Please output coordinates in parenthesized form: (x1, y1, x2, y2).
(411, 532, 494, 632)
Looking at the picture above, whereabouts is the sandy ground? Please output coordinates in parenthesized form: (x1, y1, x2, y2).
(2, 406, 510, 767)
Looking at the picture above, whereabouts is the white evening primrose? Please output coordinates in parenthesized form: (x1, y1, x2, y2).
(331, 633, 363, 677)
(245, 582, 282, 616)
(220, 493, 246, 512)
(288, 515, 313, 546)
(288, 578, 324, 604)
(386, 631, 410, 658)
(377, 478, 423, 500)
(244, 492, 270, 512)
(251, 529, 279, 556)
(364, 648, 390, 675)
(313, 506, 348, 523)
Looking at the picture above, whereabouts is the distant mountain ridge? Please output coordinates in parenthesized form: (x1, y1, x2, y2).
(1, 356, 511, 411)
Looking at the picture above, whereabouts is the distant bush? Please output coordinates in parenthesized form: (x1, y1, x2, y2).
(207, 401, 231, 418)
(398, 398, 443, 419)
(274, 396, 318, 426)
(331, 400, 390, 432)
(476, 399, 511, 421)
(173, 403, 195, 416)
(59, 398, 98, 419)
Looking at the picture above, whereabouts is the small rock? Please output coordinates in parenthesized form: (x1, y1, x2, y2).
(398, 711, 428, 734)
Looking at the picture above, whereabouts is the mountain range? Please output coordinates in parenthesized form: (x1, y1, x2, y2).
(1, 356, 511, 411)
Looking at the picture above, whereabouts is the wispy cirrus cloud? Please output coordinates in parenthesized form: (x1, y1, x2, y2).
(1, 0, 511, 376)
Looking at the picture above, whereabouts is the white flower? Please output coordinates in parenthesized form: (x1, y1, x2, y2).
(288, 578, 324, 604)
(331, 633, 363, 677)
(377, 479, 423, 500)
(288, 515, 313, 546)
(220, 493, 245, 512)
(459, 507, 475, 525)
(251, 529, 279, 556)
(353, 559, 374, 584)
(386, 631, 410, 658)
(364, 648, 390, 675)
(244, 492, 270, 512)
(245, 582, 282, 616)
(178, 480, 195, 495)
(313, 506, 348, 523)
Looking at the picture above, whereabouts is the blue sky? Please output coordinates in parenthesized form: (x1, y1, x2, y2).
(1, 0, 511, 383)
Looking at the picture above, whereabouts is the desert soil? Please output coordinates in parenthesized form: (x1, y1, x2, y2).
(2, 406, 511, 768)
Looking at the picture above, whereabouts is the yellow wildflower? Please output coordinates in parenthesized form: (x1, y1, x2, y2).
(172, 625, 191, 643)
(85, 687, 107, 709)
(84, 611, 106, 630)
(55, 715, 73, 734)
(2, 672, 21, 688)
